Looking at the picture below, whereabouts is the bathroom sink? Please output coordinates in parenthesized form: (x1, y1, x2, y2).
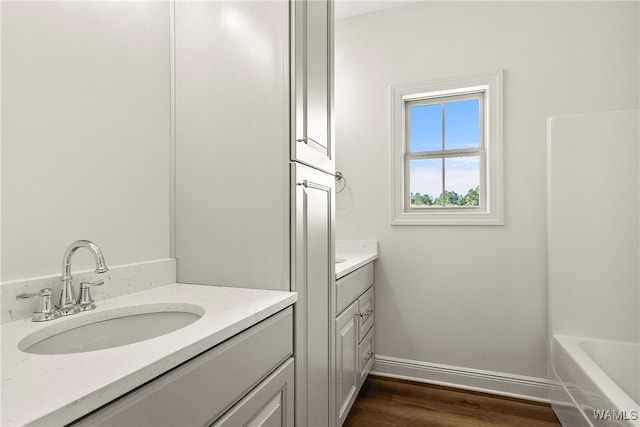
(18, 303, 204, 355)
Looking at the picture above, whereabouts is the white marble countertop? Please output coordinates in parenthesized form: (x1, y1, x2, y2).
(1, 283, 296, 427)
(335, 240, 378, 279)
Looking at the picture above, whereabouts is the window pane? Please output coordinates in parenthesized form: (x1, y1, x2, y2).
(443, 156, 480, 206)
(409, 104, 442, 152)
(444, 99, 480, 150)
(409, 158, 442, 207)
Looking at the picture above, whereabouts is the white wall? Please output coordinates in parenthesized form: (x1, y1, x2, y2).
(548, 110, 639, 343)
(1, 2, 171, 281)
(335, 1, 639, 393)
(174, 1, 290, 291)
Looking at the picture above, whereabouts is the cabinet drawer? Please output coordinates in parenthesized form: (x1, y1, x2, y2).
(72, 307, 293, 427)
(336, 262, 373, 314)
(212, 358, 294, 427)
(358, 327, 374, 387)
(357, 286, 374, 342)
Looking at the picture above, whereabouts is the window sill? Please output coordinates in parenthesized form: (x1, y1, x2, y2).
(391, 209, 504, 226)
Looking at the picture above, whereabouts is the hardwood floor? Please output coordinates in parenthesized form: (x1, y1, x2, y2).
(343, 376, 562, 427)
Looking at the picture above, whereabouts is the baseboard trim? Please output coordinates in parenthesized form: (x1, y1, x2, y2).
(372, 355, 550, 403)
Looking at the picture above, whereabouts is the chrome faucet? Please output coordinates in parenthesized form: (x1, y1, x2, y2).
(58, 240, 108, 316)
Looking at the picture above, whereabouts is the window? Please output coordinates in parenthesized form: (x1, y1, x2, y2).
(390, 71, 503, 225)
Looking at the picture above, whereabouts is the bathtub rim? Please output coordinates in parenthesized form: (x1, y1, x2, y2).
(550, 334, 640, 427)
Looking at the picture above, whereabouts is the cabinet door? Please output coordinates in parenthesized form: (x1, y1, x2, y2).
(292, 162, 335, 427)
(212, 358, 294, 427)
(292, 0, 334, 173)
(335, 301, 359, 427)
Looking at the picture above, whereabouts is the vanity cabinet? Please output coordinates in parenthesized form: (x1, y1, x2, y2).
(71, 308, 294, 427)
(334, 263, 375, 426)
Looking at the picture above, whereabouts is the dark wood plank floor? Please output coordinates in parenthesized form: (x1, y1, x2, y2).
(344, 376, 562, 427)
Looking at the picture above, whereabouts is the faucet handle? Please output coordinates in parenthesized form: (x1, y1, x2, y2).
(77, 280, 104, 311)
(16, 288, 60, 322)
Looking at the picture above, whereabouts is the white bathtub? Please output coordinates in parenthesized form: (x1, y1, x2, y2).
(550, 335, 640, 427)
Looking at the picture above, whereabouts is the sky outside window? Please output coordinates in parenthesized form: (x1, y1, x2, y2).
(409, 103, 442, 152)
(445, 156, 480, 199)
(445, 99, 480, 149)
(409, 158, 442, 201)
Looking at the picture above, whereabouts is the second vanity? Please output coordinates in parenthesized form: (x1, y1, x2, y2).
(1, 284, 296, 426)
(334, 240, 378, 426)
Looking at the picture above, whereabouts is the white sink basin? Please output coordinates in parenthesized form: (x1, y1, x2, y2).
(18, 303, 204, 355)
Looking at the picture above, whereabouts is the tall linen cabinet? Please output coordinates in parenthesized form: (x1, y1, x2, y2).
(174, 1, 336, 426)
(291, 0, 336, 426)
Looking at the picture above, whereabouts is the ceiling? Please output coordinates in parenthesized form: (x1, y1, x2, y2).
(334, 0, 421, 20)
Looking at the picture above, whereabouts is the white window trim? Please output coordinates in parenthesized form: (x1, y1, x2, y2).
(390, 70, 504, 225)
